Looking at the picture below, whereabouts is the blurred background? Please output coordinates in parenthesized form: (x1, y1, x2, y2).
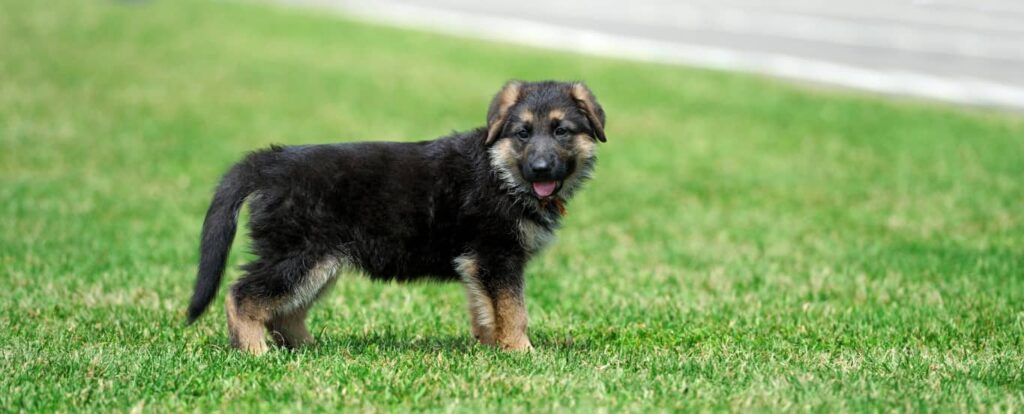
(3, 0, 1023, 410)
(294, 0, 1024, 109)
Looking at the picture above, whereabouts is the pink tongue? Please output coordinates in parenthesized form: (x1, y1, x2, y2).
(532, 181, 558, 198)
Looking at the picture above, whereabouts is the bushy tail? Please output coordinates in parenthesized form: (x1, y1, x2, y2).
(186, 161, 258, 324)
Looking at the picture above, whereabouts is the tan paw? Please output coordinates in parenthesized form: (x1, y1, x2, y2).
(240, 341, 269, 356)
(499, 336, 533, 352)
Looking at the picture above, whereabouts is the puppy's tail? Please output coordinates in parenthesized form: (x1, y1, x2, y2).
(186, 157, 261, 324)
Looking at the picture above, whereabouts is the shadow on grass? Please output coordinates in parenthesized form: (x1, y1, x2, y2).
(304, 328, 591, 356)
(316, 331, 477, 355)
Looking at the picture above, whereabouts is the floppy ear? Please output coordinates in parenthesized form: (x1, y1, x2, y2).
(485, 80, 523, 145)
(569, 83, 607, 142)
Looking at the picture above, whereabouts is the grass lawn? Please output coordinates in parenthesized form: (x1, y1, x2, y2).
(2, 0, 1023, 411)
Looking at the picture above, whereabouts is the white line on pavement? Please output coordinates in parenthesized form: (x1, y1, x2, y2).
(287, 0, 1024, 109)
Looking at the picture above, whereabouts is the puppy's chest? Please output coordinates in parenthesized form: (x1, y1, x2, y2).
(517, 219, 556, 253)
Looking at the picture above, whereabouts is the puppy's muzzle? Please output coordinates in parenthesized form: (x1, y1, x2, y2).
(522, 151, 573, 199)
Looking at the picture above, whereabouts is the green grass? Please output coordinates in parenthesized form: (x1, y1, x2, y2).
(2, 0, 1023, 411)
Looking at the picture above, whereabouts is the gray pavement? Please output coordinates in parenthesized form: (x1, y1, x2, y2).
(287, 0, 1024, 109)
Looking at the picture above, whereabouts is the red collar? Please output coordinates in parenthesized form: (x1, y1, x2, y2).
(540, 198, 567, 216)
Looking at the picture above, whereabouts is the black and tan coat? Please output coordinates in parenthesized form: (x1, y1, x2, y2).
(186, 80, 607, 354)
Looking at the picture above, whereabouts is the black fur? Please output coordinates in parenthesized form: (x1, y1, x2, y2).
(186, 81, 606, 347)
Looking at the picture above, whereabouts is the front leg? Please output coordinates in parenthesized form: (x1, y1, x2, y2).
(492, 287, 532, 351)
(454, 252, 533, 351)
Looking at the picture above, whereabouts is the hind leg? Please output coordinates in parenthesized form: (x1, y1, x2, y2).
(228, 254, 340, 354)
(267, 264, 342, 349)
(267, 307, 314, 349)
(225, 287, 273, 355)
(268, 257, 341, 349)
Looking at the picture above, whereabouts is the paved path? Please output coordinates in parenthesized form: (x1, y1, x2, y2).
(288, 0, 1024, 109)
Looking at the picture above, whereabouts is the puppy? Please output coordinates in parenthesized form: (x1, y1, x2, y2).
(186, 80, 607, 354)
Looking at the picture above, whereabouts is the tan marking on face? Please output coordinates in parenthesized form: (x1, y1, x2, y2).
(552, 133, 598, 200)
(454, 254, 495, 345)
(493, 290, 532, 351)
(489, 139, 526, 195)
(225, 292, 272, 355)
(548, 108, 566, 121)
(572, 133, 596, 159)
(518, 110, 534, 123)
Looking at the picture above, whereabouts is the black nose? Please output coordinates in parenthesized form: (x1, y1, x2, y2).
(529, 158, 551, 175)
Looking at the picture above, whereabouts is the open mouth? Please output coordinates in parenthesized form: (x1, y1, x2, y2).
(531, 181, 561, 199)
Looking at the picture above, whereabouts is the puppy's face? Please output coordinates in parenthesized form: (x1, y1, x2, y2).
(486, 81, 606, 203)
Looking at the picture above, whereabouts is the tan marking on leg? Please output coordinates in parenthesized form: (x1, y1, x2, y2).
(267, 307, 314, 349)
(494, 290, 532, 351)
(454, 254, 495, 345)
(268, 256, 345, 349)
(279, 257, 341, 314)
(225, 291, 270, 355)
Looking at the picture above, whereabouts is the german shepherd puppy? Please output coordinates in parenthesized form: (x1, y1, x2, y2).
(186, 80, 606, 354)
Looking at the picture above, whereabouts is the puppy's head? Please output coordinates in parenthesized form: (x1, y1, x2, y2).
(485, 80, 606, 203)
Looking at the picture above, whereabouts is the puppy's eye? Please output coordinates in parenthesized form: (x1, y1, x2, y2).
(515, 129, 530, 139)
(554, 127, 568, 137)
